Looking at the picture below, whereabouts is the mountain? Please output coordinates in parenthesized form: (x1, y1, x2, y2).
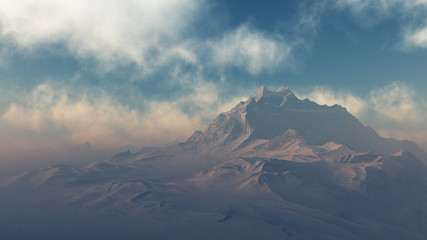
(188, 86, 426, 162)
(1, 86, 427, 240)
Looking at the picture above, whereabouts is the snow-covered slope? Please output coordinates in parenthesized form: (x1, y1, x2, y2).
(1, 86, 427, 240)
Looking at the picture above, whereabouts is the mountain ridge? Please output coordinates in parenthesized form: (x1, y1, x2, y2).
(187, 86, 427, 164)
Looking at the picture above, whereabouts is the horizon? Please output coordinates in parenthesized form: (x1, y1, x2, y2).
(1, 0, 427, 175)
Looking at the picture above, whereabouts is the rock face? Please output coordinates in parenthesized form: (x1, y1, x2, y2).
(1, 86, 427, 240)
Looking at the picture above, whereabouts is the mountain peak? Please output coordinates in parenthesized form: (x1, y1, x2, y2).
(254, 85, 267, 101)
(192, 85, 427, 164)
(254, 86, 296, 103)
(276, 86, 291, 93)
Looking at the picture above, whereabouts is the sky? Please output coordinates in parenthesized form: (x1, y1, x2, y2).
(0, 0, 427, 174)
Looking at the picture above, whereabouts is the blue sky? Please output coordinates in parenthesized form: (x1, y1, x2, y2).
(0, 0, 427, 170)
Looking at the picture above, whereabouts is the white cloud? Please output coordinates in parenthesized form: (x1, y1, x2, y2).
(302, 87, 367, 117)
(0, 1, 296, 76)
(404, 24, 427, 49)
(335, 0, 427, 13)
(0, 0, 201, 73)
(369, 82, 423, 123)
(209, 25, 291, 75)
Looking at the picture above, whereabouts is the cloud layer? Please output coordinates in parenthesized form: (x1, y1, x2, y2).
(370, 83, 423, 123)
(0, 80, 248, 150)
(2, 81, 425, 151)
(1, 84, 199, 149)
(0, 0, 293, 76)
(0, 0, 201, 72)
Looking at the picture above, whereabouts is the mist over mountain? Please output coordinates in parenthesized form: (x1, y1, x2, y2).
(1, 86, 427, 240)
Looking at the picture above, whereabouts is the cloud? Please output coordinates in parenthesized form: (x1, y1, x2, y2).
(209, 24, 292, 75)
(0, 80, 248, 151)
(0, 0, 297, 77)
(404, 23, 427, 49)
(301, 87, 367, 116)
(332, 0, 427, 49)
(369, 82, 423, 123)
(334, 0, 427, 14)
(1, 83, 201, 149)
(0, 0, 201, 73)
(303, 82, 425, 124)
